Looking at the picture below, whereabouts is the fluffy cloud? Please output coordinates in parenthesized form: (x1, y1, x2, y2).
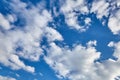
(60, 0, 88, 14)
(91, 0, 110, 19)
(108, 41, 120, 59)
(108, 9, 120, 35)
(60, 0, 90, 32)
(60, 0, 120, 34)
(0, 0, 63, 73)
(45, 41, 120, 80)
(45, 27, 63, 42)
(1, 0, 120, 79)
(0, 75, 16, 80)
(84, 17, 91, 25)
(44, 41, 100, 80)
(0, 13, 11, 30)
(0, 27, 36, 73)
(90, 0, 120, 35)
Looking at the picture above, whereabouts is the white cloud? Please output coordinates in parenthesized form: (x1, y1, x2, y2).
(9, 54, 35, 73)
(60, 0, 88, 14)
(44, 41, 101, 80)
(1, 0, 120, 79)
(0, 13, 11, 30)
(84, 17, 91, 25)
(65, 12, 82, 31)
(0, 33, 35, 73)
(0, 75, 16, 80)
(108, 9, 120, 35)
(60, 0, 90, 32)
(87, 40, 97, 46)
(90, 0, 120, 34)
(60, 0, 120, 33)
(117, 0, 120, 7)
(45, 41, 120, 80)
(91, 0, 110, 19)
(45, 27, 63, 42)
(0, 0, 63, 73)
(6, 14, 16, 23)
(108, 41, 120, 59)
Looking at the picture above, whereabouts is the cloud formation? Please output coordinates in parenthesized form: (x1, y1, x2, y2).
(91, 0, 110, 19)
(60, 0, 90, 31)
(59, 0, 120, 35)
(1, 0, 120, 80)
(0, 0, 63, 73)
(45, 41, 120, 80)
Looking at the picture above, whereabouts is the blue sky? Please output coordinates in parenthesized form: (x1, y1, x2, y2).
(0, 0, 120, 80)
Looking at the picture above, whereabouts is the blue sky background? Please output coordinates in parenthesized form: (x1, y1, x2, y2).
(0, 0, 120, 80)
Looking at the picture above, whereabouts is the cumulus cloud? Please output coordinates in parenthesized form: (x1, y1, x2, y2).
(60, 0, 91, 32)
(108, 9, 120, 35)
(0, 75, 16, 80)
(1, 0, 120, 79)
(90, 0, 120, 35)
(0, 13, 11, 30)
(0, 0, 63, 73)
(108, 41, 120, 59)
(0, 31, 35, 73)
(45, 27, 63, 42)
(44, 41, 100, 80)
(59, 0, 120, 35)
(45, 41, 120, 80)
(91, 0, 110, 19)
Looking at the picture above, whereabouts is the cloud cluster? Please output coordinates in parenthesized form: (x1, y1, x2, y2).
(1, 0, 120, 80)
(0, 0, 63, 73)
(44, 41, 120, 80)
(44, 41, 100, 79)
(90, 0, 120, 35)
(0, 13, 11, 30)
(60, 0, 90, 31)
(60, 0, 120, 35)
(91, 0, 110, 19)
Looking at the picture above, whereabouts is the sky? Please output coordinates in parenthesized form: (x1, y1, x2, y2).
(0, 0, 120, 80)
